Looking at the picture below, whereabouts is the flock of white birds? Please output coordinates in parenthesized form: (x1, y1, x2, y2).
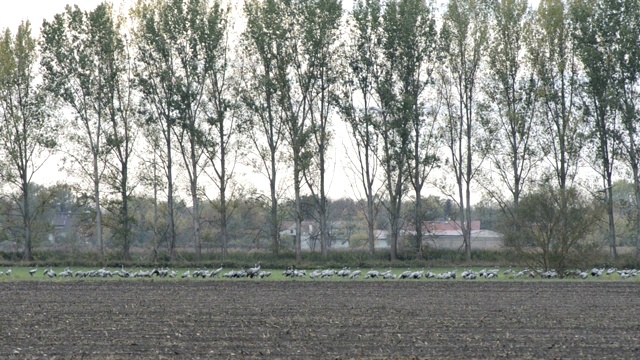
(1, 265, 636, 281)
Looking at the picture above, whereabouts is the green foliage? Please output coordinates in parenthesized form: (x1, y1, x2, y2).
(3, 0, 640, 270)
(0, 22, 58, 260)
(527, 0, 584, 190)
(481, 0, 537, 213)
(502, 185, 602, 274)
(439, 0, 492, 261)
(0, 248, 512, 269)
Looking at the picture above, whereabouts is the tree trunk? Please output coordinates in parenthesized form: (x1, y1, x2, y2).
(191, 183, 201, 260)
(606, 181, 617, 261)
(320, 150, 328, 258)
(413, 117, 423, 257)
(320, 202, 328, 257)
(152, 154, 159, 263)
(294, 159, 303, 264)
(220, 192, 228, 257)
(631, 145, 640, 261)
(188, 131, 202, 260)
(22, 181, 31, 261)
(636, 189, 640, 261)
(270, 171, 279, 254)
(389, 188, 401, 262)
(122, 188, 131, 261)
(367, 195, 376, 255)
(415, 195, 423, 257)
(94, 154, 103, 261)
(601, 133, 616, 261)
(166, 126, 177, 261)
(364, 112, 376, 257)
(121, 146, 131, 261)
(218, 139, 229, 257)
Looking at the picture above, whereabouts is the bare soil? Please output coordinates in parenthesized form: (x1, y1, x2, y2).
(0, 281, 639, 359)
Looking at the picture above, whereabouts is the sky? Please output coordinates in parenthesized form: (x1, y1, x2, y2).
(1, 0, 498, 204)
(0, 1, 115, 34)
(0, 0, 365, 201)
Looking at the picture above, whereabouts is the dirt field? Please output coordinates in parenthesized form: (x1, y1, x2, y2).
(0, 280, 638, 359)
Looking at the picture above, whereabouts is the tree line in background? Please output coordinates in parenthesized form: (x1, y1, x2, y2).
(0, 0, 639, 270)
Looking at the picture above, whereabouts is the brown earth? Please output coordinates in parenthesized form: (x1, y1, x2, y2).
(0, 280, 639, 359)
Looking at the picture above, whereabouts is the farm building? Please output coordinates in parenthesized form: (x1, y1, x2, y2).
(280, 221, 349, 251)
(278, 220, 501, 251)
(279, 222, 389, 250)
(420, 220, 503, 250)
(372, 229, 390, 249)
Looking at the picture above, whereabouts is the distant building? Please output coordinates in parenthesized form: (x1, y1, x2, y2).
(279, 221, 324, 251)
(277, 219, 502, 251)
(373, 229, 390, 249)
(48, 211, 75, 243)
(421, 220, 503, 250)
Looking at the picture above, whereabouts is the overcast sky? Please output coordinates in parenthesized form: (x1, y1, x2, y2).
(0, 1, 367, 201)
(1, 1, 115, 34)
(0, 0, 479, 202)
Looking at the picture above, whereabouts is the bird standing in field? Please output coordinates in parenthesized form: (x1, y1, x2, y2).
(44, 268, 57, 278)
(29, 267, 37, 276)
(247, 262, 261, 278)
(209, 265, 223, 278)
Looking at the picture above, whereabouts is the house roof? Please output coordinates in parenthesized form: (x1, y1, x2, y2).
(426, 229, 503, 238)
(373, 229, 388, 239)
(52, 212, 73, 228)
(279, 221, 318, 234)
(424, 220, 481, 231)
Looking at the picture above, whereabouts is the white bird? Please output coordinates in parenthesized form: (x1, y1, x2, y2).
(591, 267, 604, 277)
(209, 265, 223, 278)
(463, 271, 477, 280)
(293, 269, 306, 277)
(309, 270, 322, 279)
(247, 263, 261, 278)
(29, 267, 37, 276)
(382, 270, 396, 279)
(365, 270, 381, 279)
(5, 269, 11, 276)
(59, 268, 73, 277)
(321, 269, 336, 278)
(283, 267, 295, 277)
(44, 268, 57, 278)
(337, 267, 351, 277)
(181, 270, 191, 278)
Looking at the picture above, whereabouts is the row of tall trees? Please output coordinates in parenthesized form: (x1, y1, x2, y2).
(1, 0, 639, 263)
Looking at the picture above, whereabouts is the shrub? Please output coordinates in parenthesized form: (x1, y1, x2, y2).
(502, 185, 602, 275)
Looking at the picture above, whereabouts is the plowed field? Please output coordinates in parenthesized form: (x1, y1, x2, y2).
(1, 281, 638, 359)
